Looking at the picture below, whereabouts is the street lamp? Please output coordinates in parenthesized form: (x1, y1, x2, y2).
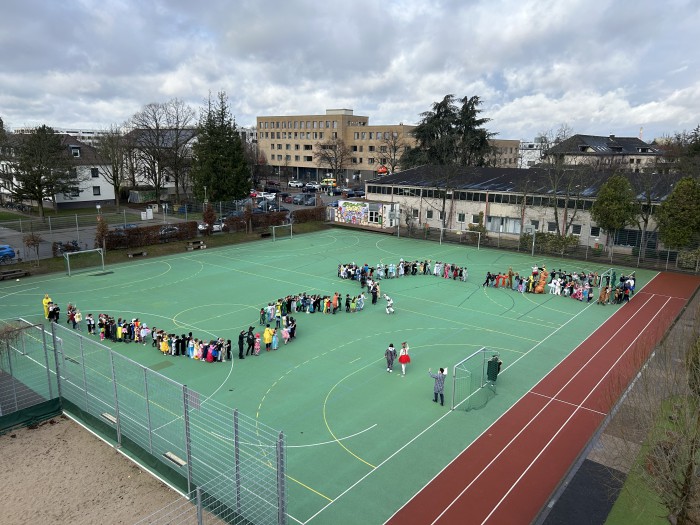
(204, 186, 208, 204)
(95, 204, 101, 215)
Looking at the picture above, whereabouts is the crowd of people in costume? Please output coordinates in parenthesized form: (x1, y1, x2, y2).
(339, 260, 468, 282)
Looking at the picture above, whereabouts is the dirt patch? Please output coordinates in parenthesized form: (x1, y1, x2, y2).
(0, 416, 181, 524)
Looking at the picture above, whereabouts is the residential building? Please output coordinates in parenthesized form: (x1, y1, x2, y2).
(256, 109, 415, 184)
(544, 134, 662, 172)
(519, 140, 547, 168)
(0, 134, 115, 209)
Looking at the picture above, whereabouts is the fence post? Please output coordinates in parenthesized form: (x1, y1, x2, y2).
(144, 368, 153, 454)
(6, 340, 18, 412)
(79, 335, 89, 412)
(50, 322, 63, 399)
(182, 385, 194, 494)
(277, 431, 286, 525)
(75, 214, 80, 245)
(234, 409, 242, 515)
(40, 324, 53, 399)
(48, 216, 52, 236)
(109, 350, 122, 446)
(196, 487, 203, 525)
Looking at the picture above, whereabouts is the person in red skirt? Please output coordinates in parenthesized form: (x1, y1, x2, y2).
(398, 342, 411, 376)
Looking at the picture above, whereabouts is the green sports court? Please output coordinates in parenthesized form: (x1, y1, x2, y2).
(0, 228, 653, 524)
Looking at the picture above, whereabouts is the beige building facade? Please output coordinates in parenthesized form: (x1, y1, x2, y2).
(256, 109, 415, 184)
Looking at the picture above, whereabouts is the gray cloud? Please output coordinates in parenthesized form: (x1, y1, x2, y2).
(1, 0, 698, 141)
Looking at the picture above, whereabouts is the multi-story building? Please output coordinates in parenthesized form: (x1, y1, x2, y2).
(12, 127, 111, 148)
(256, 109, 415, 184)
(0, 134, 115, 209)
(490, 139, 521, 167)
(544, 134, 662, 172)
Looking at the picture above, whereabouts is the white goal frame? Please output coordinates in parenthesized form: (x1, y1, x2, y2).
(271, 223, 293, 242)
(64, 248, 105, 276)
(452, 347, 496, 410)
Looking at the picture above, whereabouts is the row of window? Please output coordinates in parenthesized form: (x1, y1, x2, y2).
(261, 120, 339, 130)
(263, 131, 337, 140)
(353, 131, 398, 140)
(366, 186, 595, 209)
(408, 208, 601, 237)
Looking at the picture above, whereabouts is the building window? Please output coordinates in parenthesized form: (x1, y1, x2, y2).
(332, 132, 337, 139)
(295, 155, 300, 161)
(457, 213, 465, 223)
(92, 186, 101, 196)
(571, 224, 582, 235)
(361, 132, 366, 140)
(319, 132, 323, 139)
(271, 144, 275, 150)
(304, 145, 312, 151)
(71, 147, 80, 158)
(369, 146, 375, 152)
(530, 219, 539, 230)
(91, 167, 99, 178)
(547, 221, 557, 232)
(368, 158, 375, 164)
(70, 187, 80, 197)
(590, 226, 601, 237)
(295, 144, 300, 150)
(412, 209, 419, 219)
(471, 214, 480, 224)
(285, 155, 291, 161)
(277, 144, 282, 150)
(286, 144, 291, 150)
(304, 156, 312, 162)
(426, 210, 433, 219)
(354, 132, 359, 140)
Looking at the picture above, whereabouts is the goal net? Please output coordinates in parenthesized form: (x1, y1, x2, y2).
(271, 223, 293, 242)
(452, 348, 500, 411)
(64, 248, 105, 276)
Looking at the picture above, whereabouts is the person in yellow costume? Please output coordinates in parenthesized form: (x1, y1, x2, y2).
(42, 294, 52, 319)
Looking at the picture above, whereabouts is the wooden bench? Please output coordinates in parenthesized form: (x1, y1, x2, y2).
(260, 232, 272, 238)
(0, 268, 30, 281)
(186, 240, 207, 251)
(127, 251, 147, 258)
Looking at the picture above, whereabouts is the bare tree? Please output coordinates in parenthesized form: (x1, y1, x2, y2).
(314, 137, 352, 183)
(94, 124, 128, 208)
(378, 131, 409, 174)
(129, 99, 196, 204)
(163, 98, 196, 202)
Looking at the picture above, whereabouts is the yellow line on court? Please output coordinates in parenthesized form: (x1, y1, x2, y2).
(323, 371, 377, 470)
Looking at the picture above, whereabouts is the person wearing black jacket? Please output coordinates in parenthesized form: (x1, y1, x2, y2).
(238, 331, 246, 359)
(246, 326, 255, 356)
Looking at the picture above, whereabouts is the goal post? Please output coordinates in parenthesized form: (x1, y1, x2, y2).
(271, 223, 293, 242)
(452, 348, 501, 411)
(64, 248, 105, 276)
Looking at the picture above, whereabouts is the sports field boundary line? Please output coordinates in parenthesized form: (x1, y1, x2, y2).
(419, 293, 660, 524)
(477, 295, 671, 524)
(384, 290, 656, 524)
(528, 391, 607, 416)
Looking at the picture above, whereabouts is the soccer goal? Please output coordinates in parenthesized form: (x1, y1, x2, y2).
(452, 348, 501, 411)
(270, 223, 293, 242)
(64, 248, 105, 276)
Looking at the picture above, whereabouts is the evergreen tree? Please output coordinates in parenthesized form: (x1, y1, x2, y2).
(656, 177, 700, 249)
(590, 174, 637, 248)
(400, 94, 495, 169)
(190, 92, 250, 203)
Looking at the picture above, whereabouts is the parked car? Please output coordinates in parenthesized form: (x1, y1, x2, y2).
(159, 225, 180, 241)
(288, 179, 304, 188)
(305, 182, 321, 190)
(343, 190, 356, 198)
(304, 195, 318, 206)
(0, 244, 16, 263)
(353, 189, 366, 198)
(265, 180, 281, 187)
(263, 186, 279, 194)
(258, 191, 277, 201)
(198, 219, 228, 233)
(283, 194, 294, 204)
(277, 192, 290, 202)
(327, 200, 339, 208)
(292, 194, 307, 205)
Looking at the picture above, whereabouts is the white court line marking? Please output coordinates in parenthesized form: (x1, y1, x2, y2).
(528, 390, 607, 416)
(304, 291, 601, 524)
(210, 424, 378, 448)
(427, 294, 667, 525)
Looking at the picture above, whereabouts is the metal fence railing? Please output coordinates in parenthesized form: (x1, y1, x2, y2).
(49, 322, 286, 525)
(1, 318, 286, 524)
(0, 320, 58, 420)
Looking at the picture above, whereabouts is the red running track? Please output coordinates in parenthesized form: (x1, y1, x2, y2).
(387, 272, 700, 525)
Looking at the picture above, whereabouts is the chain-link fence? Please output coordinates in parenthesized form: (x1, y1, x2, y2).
(0, 320, 58, 425)
(49, 322, 286, 525)
(371, 222, 700, 274)
(0, 318, 286, 524)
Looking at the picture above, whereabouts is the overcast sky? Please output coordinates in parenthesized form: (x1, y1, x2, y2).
(1, 0, 698, 142)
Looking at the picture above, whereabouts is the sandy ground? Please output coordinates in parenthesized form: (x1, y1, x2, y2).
(0, 415, 181, 525)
